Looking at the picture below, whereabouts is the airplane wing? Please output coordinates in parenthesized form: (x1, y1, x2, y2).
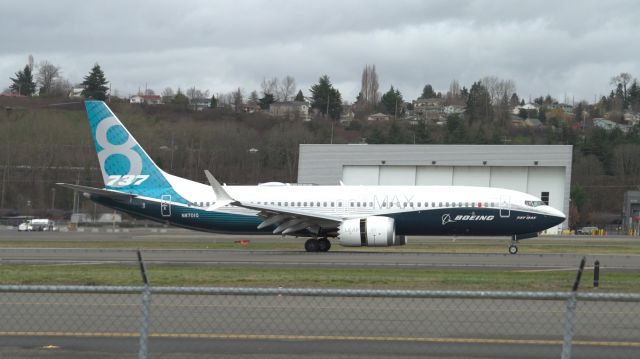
(56, 183, 135, 200)
(204, 171, 341, 235)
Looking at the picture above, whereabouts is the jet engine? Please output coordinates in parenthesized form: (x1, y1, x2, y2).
(338, 216, 406, 247)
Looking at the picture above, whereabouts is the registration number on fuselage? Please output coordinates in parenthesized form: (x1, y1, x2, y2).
(181, 213, 199, 218)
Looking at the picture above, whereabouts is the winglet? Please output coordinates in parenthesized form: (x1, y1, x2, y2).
(204, 170, 236, 209)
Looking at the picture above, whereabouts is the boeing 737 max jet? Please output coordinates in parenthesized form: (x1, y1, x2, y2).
(58, 101, 566, 253)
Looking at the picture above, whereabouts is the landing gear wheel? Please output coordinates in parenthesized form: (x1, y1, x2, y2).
(508, 244, 518, 255)
(318, 238, 331, 252)
(305, 238, 320, 252)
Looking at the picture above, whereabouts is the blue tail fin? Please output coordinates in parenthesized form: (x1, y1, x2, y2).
(85, 100, 180, 200)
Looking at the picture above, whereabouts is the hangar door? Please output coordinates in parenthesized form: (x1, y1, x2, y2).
(453, 167, 490, 186)
(490, 167, 528, 192)
(379, 166, 416, 185)
(416, 166, 453, 185)
(342, 166, 379, 185)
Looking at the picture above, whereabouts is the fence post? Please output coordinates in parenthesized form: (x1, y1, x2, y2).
(561, 257, 585, 359)
(137, 250, 151, 359)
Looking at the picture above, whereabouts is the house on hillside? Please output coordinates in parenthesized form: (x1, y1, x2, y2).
(594, 118, 630, 132)
(367, 113, 390, 121)
(130, 95, 162, 105)
(269, 101, 309, 120)
(68, 87, 84, 99)
(191, 98, 210, 111)
(512, 103, 538, 115)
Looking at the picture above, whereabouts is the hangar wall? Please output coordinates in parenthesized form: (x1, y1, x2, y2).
(298, 144, 572, 233)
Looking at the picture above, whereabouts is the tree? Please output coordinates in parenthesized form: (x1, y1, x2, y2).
(518, 108, 528, 119)
(380, 86, 404, 117)
(172, 89, 189, 109)
(420, 84, 437, 99)
(232, 88, 244, 112)
(9, 65, 36, 96)
(509, 93, 520, 107)
(465, 81, 492, 123)
(294, 90, 304, 102)
(259, 93, 274, 110)
(278, 75, 296, 101)
(310, 75, 342, 120)
(629, 80, 640, 112)
(210, 94, 218, 108)
(480, 75, 516, 105)
(36, 61, 60, 96)
(81, 63, 109, 100)
(248, 90, 259, 105)
(610, 72, 633, 107)
(261, 77, 278, 98)
(161, 87, 174, 97)
(360, 64, 380, 106)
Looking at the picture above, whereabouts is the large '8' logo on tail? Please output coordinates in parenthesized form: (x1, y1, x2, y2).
(95, 116, 148, 187)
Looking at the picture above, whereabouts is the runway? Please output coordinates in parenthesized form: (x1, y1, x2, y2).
(1, 247, 639, 270)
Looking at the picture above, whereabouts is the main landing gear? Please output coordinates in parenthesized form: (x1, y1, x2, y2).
(305, 238, 331, 252)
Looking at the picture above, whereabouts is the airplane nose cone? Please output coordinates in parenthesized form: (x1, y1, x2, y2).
(546, 206, 566, 222)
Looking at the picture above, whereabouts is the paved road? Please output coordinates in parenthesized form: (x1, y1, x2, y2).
(1, 247, 639, 270)
(0, 292, 638, 358)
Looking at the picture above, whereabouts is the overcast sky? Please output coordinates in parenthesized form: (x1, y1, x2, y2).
(1, 0, 639, 103)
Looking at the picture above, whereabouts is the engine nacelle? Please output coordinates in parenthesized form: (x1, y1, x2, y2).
(338, 216, 406, 247)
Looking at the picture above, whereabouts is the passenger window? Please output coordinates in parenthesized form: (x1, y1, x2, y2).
(471, 202, 475, 207)
(357, 202, 360, 207)
(425, 202, 428, 207)
(417, 202, 421, 208)
(484, 202, 489, 208)
(438, 202, 442, 207)
(369, 202, 373, 207)
(323, 202, 327, 207)
(432, 202, 436, 207)
(317, 202, 320, 207)
(278, 202, 281, 206)
(303, 202, 307, 206)
(338, 202, 342, 207)
(310, 202, 314, 207)
(331, 202, 335, 207)
(382, 202, 386, 207)
(445, 202, 449, 207)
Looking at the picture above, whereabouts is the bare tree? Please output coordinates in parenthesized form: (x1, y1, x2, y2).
(260, 77, 278, 98)
(610, 72, 633, 103)
(279, 76, 296, 101)
(248, 90, 259, 105)
(161, 87, 174, 98)
(36, 61, 61, 95)
(144, 88, 156, 96)
(232, 88, 244, 112)
(49, 78, 72, 97)
(445, 79, 462, 105)
(480, 76, 516, 105)
(360, 64, 380, 106)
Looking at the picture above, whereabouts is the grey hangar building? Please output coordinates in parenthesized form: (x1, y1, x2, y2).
(297, 144, 572, 234)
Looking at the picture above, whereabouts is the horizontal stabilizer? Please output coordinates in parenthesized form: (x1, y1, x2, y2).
(56, 183, 133, 200)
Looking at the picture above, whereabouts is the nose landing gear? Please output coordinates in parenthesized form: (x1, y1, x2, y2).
(508, 234, 519, 254)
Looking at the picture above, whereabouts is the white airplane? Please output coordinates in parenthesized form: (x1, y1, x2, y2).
(58, 100, 566, 254)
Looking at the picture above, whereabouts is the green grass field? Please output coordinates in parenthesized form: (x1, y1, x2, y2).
(0, 264, 637, 292)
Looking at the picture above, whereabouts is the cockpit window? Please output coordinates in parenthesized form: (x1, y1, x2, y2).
(525, 200, 545, 207)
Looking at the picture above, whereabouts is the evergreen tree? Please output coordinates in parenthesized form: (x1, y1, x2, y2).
(380, 86, 404, 116)
(81, 63, 109, 100)
(465, 81, 493, 123)
(259, 93, 275, 110)
(9, 65, 36, 96)
(248, 90, 259, 105)
(310, 75, 342, 119)
(172, 89, 189, 110)
(294, 90, 305, 102)
(420, 84, 437, 99)
(210, 94, 218, 108)
(509, 93, 520, 107)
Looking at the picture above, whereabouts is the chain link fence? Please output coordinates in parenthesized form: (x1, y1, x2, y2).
(0, 285, 638, 358)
